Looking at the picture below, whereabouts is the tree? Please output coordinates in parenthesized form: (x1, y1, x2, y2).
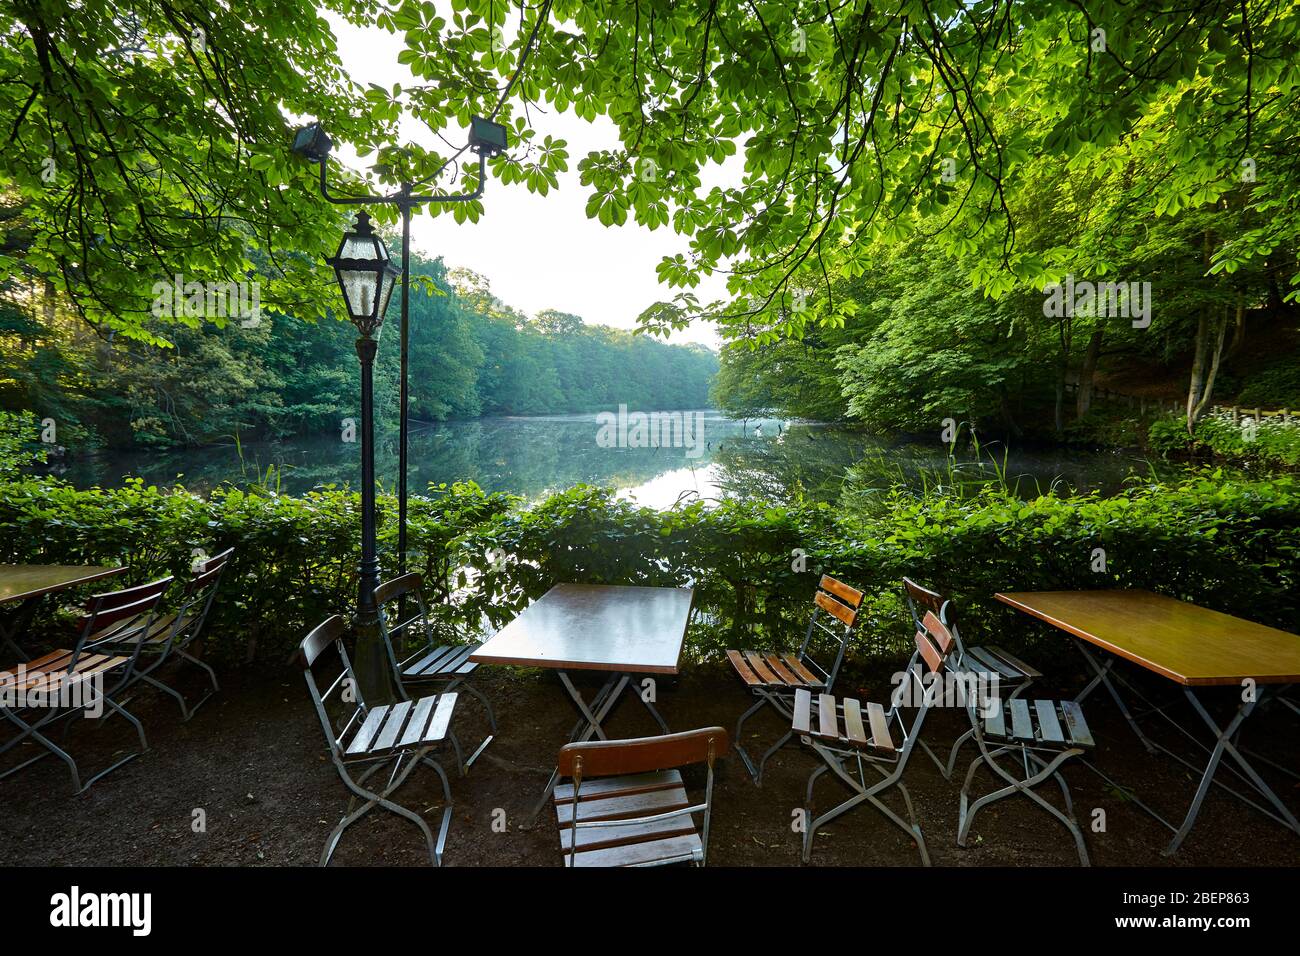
(1, 0, 395, 342)
(385, 1, 1300, 345)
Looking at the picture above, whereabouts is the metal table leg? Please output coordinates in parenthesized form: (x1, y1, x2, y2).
(1164, 688, 1300, 855)
(1071, 638, 1158, 754)
(525, 672, 630, 826)
(0, 596, 41, 663)
(1070, 643, 1300, 853)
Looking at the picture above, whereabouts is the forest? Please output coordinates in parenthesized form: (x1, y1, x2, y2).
(0, 258, 717, 449)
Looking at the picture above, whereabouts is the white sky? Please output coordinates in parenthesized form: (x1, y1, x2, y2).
(324, 13, 729, 349)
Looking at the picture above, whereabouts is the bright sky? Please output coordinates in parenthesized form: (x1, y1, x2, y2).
(324, 13, 729, 349)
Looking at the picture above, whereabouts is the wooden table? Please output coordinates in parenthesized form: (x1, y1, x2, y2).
(997, 589, 1300, 854)
(0, 564, 125, 661)
(471, 583, 694, 824)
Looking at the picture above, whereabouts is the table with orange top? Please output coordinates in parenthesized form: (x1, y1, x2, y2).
(996, 589, 1300, 855)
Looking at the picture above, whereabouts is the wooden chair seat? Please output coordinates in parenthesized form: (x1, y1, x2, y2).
(401, 644, 479, 679)
(792, 688, 896, 754)
(983, 698, 1094, 749)
(554, 769, 703, 867)
(726, 649, 824, 689)
(0, 650, 129, 695)
(343, 693, 458, 759)
(92, 611, 177, 648)
(962, 644, 1041, 683)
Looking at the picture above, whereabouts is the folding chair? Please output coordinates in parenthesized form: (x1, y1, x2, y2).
(956, 686, 1096, 865)
(375, 572, 496, 773)
(795, 609, 963, 865)
(299, 614, 458, 867)
(99, 548, 232, 721)
(0, 575, 172, 793)
(727, 575, 863, 784)
(903, 577, 1040, 779)
(554, 726, 729, 867)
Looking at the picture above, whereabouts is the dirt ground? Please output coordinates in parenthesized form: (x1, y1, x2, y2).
(3, 657, 1299, 867)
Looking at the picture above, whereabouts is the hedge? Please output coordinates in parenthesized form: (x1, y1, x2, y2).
(1, 471, 1296, 668)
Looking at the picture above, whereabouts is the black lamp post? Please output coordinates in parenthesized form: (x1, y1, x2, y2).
(325, 210, 400, 702)
(293, 118, 507, 699)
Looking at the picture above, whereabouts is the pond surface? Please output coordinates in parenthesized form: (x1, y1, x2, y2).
(47, 410, 1173, 506)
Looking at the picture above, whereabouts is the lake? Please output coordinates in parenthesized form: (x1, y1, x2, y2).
(45, 410, 1172, 507)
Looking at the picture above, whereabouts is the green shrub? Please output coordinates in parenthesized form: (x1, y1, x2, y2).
(1149, 413, 1300, 468)
(1, 472, 1296, 667)
(1235, 365, 1300, 410)
(0, 410, 47, 479)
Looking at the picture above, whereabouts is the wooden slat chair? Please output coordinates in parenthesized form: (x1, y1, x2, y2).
(299, 615, 458, 867)
(727, 575, 864, 784)
(956, 688, 1096, 865)
(375, 572, 496, 773)
(794, 609, 957, 865)
(903, 577, 1041, 779)
(99, 548, 232, 721)
(0, 576, 172, 793)
(554, 727, 729, 867)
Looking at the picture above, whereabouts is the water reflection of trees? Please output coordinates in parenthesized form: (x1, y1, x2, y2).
(59, 415, 1174, 505)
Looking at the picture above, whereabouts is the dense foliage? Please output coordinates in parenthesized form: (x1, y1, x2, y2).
(6, 2, 1298, 448)
(0, 260, 716, 448)
(3, 469, 1294, 666)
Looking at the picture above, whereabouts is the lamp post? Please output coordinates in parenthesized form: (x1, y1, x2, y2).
(325, 210, 400, 702)
(294, 118, 507, 699)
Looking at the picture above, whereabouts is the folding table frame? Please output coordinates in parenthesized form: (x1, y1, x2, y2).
(527, 668, 671, 825)
(1070, 637, 1300, 855)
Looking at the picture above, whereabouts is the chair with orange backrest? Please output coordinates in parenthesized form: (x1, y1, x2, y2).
(0, 575, 172, 792)
(98, 548, 233, 721)
(793, 609, 960, 865)
(554, 726, 729, 867)
(726, 575, 864, 785)
(902, 577, 1041, 779)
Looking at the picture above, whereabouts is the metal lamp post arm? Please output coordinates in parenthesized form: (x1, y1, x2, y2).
(316, 152, 488, 207)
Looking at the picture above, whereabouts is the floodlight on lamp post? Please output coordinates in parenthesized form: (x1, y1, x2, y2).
(293, 116, 508, 702)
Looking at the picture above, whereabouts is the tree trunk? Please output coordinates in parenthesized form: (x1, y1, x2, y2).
(1075, 326, 1104, 418)
(1225, 292, 1246, 359)
(1186, 306, 1228, 433)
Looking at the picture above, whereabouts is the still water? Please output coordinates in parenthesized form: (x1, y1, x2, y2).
(50, 411, 1169, 507)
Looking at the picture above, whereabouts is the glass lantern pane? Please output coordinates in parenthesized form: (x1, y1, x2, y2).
(338, 268, 379, 319)
(341, 234, 382, 262)
(376, 268, 397, 319)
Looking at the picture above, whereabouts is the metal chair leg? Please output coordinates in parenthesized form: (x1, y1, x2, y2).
(958, 745, 1089, 865)
(804, 743, 930, 866)
(732, 697, 765, 782)
(324, 749, 450, 867)
(755, 729, 793, 786)
(139, 672, 192, 722)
